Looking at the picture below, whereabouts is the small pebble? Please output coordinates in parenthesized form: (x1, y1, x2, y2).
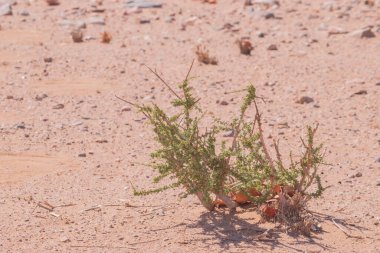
(139, 18, 151, 24)
(351, 90, 367, 96)
(16, 123, 25, 129)
(296, 96, 314, 104)
(78, 153, 86, 157)
(349, 28, 376, 38)
(59, 236, 70, 243)
(19, 10, 30, 16)
(71, 29, 83, 43)
(223, 130, 235, 137)
(264, 13, 275, 19)
(0, 3, 12, 16)
(267, 44, 278, 50)
(53, 104, 64, 109)
(44, 57, 53, 63)
(46, 0, 60, 6)
(237, 38, 253, 55)
(257, 32, 265, 38)
(126, 0, 162, 9)
(35, 94, 48, 101)
(86, 16, 105, 25)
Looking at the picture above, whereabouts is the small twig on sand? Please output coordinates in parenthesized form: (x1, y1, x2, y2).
(81, 205, 102, 212)
(70, 245, 136, 249)
(33, 202, 75, 214)
(49, 212, 60, 218)
(331, 219, 364, 239)
(34, 215, 47, 219)
(55, 203, 76, 208)
(306, 209, 333, 218)
(70, 239, 160, 249)
(37, 201, 55, 212)
(105, 203, 161, 208)
(118, 199, 167, 208)
(151, 222, 187, 232)
(128, 238, 160, 245)
(144, 65, 182, 99)
(253, 229, 276, 242)
(31, 204, 39, 214)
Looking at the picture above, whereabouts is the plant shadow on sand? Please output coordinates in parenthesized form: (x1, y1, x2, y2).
(187, 206, 335, 252)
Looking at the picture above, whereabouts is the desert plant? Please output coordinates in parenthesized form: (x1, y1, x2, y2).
(195, 45, 218, 65)
(118, 63, 326, 218)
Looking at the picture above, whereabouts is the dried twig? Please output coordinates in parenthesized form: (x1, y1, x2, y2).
(115, 95, 139, 108)
(81, 205, 102, 212)
(38, 201, 55, 212)
(331, 218, 364, 239)
(145, 65, 181, 99)
(118, 199, 165, 208)
(128, 238, 159, 245)
(151, 222, 187, 232)
(55, 203, 76, 208)
(70, 245, 136, 249)
(253, 101, 276, 183)
(195, 45, 218, 65)
(49, 212, 60, 218)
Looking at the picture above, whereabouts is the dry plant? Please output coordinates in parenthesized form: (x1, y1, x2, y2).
(237, 38, 253, 55)
(196, 45, 218, 65)
(71, 29, 83, 43)
(118, 63, 327, 234)
(101, 31, 112, 43)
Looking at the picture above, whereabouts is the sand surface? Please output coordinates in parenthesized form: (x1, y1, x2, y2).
(0, 0, 380, 252)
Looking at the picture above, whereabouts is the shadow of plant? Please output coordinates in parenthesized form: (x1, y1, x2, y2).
(187, 209, 334, 252)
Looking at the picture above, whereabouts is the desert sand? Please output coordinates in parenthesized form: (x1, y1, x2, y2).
(0, 0, 379, 252)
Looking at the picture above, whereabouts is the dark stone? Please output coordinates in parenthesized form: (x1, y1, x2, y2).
(296, 96, 314, 104)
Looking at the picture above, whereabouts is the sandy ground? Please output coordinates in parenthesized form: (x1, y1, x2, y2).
(1, 0, 380, 252)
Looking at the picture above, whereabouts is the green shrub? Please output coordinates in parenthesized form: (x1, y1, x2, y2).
(119, 64, 326, 213)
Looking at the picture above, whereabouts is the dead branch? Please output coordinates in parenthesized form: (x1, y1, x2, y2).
(331, 219, 364, 239)
(128, 238, 160, 245)
(38, 201, 55, 212)
(81, 205, 102, 212)
(71, 245, 136, 249)
(215, 193, 238, 209)
(145, 65, 181, 99)
(253, 101, 276, 183)
(55, 203, 76, 208)
(196, 192, 214, 211)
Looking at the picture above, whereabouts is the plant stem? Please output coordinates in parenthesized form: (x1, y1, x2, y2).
(254, 101, 276, 185)
(215, 193, 237, 209)
(195, 192, 214, 211)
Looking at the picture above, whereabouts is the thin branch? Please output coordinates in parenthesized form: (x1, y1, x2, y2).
(115, 95, 139, 108)
(185, 59, 195, 81)
(145, 65, 181, 99)
(55, 203, 76, 208)
(253, 101, 276, 183)
(273, 139, 285, 171)
(71, 245, 136, 249)
(115, 95, 152, 120)
(331, 219, 364, 239)
(128, 238, 160, 245)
